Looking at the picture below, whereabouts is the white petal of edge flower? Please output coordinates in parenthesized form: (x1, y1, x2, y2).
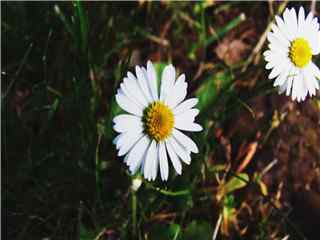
(174, 119, 203, 132)
(135, 66, 153, 104)
(173, 98, 198, 115)
(166, 74, 187, 108)
(175, 109, 200, 123)
(116, 92, 143, 116)
(165, 140, 182, 175)
(159, 142, 169, 181)
(113, 114, 143, 133)
(114, 129, 143, 150)
(123, 76, 148, 107)
(167, 137, 191, 165)
(265, 7, 320, 102)
(120, 82, 143, 108)
(172, 129, 199, 153)
(127, 135, 150, 175)
(118, 133, 144, 157)
(160, 64, 175, 101)
(143, 140, 158, 181)
(147, 60, 159, 101)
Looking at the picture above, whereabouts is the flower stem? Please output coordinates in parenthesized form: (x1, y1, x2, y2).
(95, 135, 102, 203)
(131, 190, 137, 238)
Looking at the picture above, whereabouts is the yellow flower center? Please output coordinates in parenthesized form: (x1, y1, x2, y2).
(143, 101, 174, 142)
(289, 38, 312, 68)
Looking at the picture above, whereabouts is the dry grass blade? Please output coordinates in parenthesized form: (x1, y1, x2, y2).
(241, 0, 288, 72)
(236, 142, 258, 173)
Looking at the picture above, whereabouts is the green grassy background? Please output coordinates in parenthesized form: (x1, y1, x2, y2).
(3, 1, 320, 240)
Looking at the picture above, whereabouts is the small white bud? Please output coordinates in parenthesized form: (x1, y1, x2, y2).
(131, 177, 142, 192)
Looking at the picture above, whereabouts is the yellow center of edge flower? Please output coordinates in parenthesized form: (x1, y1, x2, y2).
(143, 101, 174, 142)
(289, 38, 312, 68)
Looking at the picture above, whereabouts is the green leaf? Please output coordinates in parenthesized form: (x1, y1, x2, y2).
(74, 0, 89, 53)
(79, 224, 96, 240)
(183, 220, 213, 240)
(207, 164, 227, 173)
(54, 5, 75, 40)
(48, 98, 60, 121)
(196, 71, 234, 113)
(224, 173, 249, 195)
(149, 223, 181, 240)
(204, 13, 246, 47)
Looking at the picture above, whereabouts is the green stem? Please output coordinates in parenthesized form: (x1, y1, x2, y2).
(131, 190, 137, 238)
(145, 183, 190, 196)
(95, 135, 102, 202)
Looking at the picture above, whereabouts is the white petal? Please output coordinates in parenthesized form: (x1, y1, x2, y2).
(267, 32, 288, 50)
(147, 60, 159, 101)
(136, 66, 153, 103)
(159, 142, 169, 181)
(278, 81, 287, 94)
(114, 128, 143, 149)
(120, 82, 143, 108)
(309, 62, 320, 80)
(289, 8, 298, 38)
(143, 140, 158, 181)
(116, 93, 143, 116)
(118, 132, 144, 156)
(304, 26, 320, 55)
(173, 98, 198, 115)
(303, 65, 317, 96)
(160, 64, 175, 101)
(141, 66, 156, 103)
(275, 15, 291, 41)
(285, 67, 297, 96)
(165, 140, 182, 175)
(308, 62, 320, 90)
(291, 73, 300, 100)
(175, 109, 200, 124)
(273, 61, 291, 87)
(124, 75, 148, 107)
(268, 42, 289, 55)
(264, 53, 288, 66)
(127, 135, 150, 175)
(297, 7, 305, 36)
(168, 137, 191, 165)
(113, 114, 143, 133)
(293, 72, 306, 102)
(124, 154, 129, 165)
(273, 71, 287, 87)
(285, 77, 293, 96)
(270, 23, 290, 46)
(172, 129, 199, 153)
(166, 74, 187, 108)
(112, 134, 122, 147)
(174, 121, 203, 132)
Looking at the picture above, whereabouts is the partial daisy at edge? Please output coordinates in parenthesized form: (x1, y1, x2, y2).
(112, 60, 203, 181)
(264, 6, 320, 102)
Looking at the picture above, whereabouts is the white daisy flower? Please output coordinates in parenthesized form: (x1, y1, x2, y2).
(113, 61, 203, 181)
(264, 7, 320, 102)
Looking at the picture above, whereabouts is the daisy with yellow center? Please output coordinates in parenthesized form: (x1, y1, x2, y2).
(264, 7, 320, 102)
(113, 61, 202, 181)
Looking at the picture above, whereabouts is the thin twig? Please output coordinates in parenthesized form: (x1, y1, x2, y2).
(212, 213, 222, 240)
(311, 0, 316, 15)
(94, 228, 107, 240)
(241, 1, 288, 72)
(3, 42, 34, 99)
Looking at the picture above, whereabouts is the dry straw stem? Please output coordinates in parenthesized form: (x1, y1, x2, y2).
(241, 0, 288, 72)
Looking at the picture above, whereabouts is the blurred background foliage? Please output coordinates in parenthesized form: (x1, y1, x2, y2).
(3, 1, 320, 240)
